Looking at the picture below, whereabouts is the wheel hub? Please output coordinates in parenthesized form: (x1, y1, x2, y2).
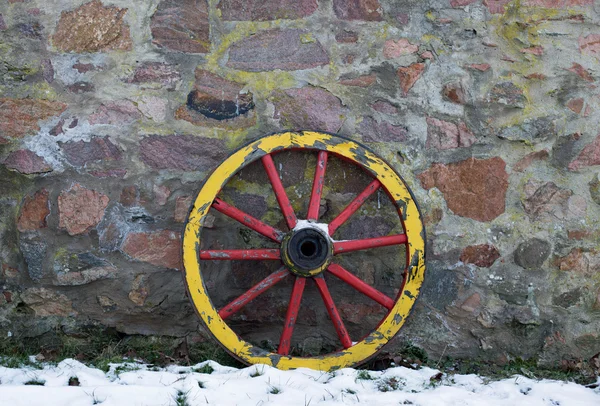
(281, 225, 332, 277)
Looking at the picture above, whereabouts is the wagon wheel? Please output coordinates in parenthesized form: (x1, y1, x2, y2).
(183, 131, 426, 371)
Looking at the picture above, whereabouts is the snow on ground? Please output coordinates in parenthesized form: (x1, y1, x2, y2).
(0, 359, 599, 406)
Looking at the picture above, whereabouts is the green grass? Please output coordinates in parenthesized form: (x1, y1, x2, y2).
(173, 390, 190, 406)
(377, 376, 405, 392)
(0, 328, 243, 372)
(24, 378, 45, 386)
(356, 370, 375, 381)
(268, 385, 281, 394)
(192, 364, 214, 374)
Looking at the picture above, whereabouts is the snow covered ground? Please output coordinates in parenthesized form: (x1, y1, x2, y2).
(0, 359, 599, 406)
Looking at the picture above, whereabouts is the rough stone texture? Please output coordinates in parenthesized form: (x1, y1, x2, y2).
(21, 288, 76, 317)
(426, 117, 476, 150)
(121, 230, 182, 269)
(418, 158, 508, 222)
(579, 34, 600, 59)
(184, 69, 253, 122)
(358, 117, 407, 142)
(58, 184, 109, 235)
(218, 0, 317, 21)
(20, 239, 47, 282)
(397, 63, 425, 96)
(487, 82, 526, 108)
(333, 0, 382, 21)
(271, 87, 345, 133)
(139, 135, 226, 171)
(52, 0, 132, 53)
(17, 189, 50, 232)
(227, 29, 329, 71)
(522, 180, 585, 221)
(514, 238, 552, 270)
(384, 39, 418, 58)
(513, 150, 549, 172)
(0, 98, 67, 140)
(151, 0, 209, 53)
(88, 100, 140, 125)
(3, 150, 52, 174)
(60, 136, 122, 167)
(127, 62, 181, 90)
(568, 133, 600, 171)
(174, 196, 192, 223)
(497, 117, 556, 144)
(460, 244, 500, 268)
(339, 74, 377, 87)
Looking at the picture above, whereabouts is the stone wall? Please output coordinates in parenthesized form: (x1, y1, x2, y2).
(1, 0, 599, 365)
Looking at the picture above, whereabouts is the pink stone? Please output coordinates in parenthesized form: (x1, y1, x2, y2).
(567, 63, 594, 82)
(383, 39, 418, 59)
(568, 133, 600, 170)
(88, 100, 140, 125)
(58, 184, 109, 235)
(0, 98, 67, 139)
(271, 87, 346, 133)
(3, 150, 52, 174)
(513, 150, 549, 172)
(226, 29, 329, 72)
(460, 245, 500, 267)
(520, 46, 544, 55)
(339, 74, 377, 87)
(418, 157, 508, 222)
(153, 184, 170, 206)
(218, 0, 317, 21)
(451, 0, 477, 6)
(460, 293, 481, 313)
(467, 63, 491, 72)
(174, 196, 193, 223)
(397, 63, 425, 96)
(370, 100, 399, 114)
(579, 34, 600, 58)
(426, 117, 476, 150)
(566, 98, 584, 114)
(18, 189, 50, 232)
(122, 230, 182, 269)
(332, 0, 382, 21)
(151, 0, 209, 53)
(484, 0, 512, 14)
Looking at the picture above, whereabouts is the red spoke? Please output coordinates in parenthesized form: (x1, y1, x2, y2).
(261, 154, 297, 229)
(212, 198, 284, 243)
(307, 151, 328, 220)
(334, 234, 407, 254)
(327, 263, 395, 310)
(328, 179, 381, 236)
(313, 276, 352, 349)
(278, 276, 306, 355)
(200, 249, 280, 260)
(219, 268, 290, 320)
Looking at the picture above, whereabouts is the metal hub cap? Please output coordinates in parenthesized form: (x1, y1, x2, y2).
(281, 226, 332, 277)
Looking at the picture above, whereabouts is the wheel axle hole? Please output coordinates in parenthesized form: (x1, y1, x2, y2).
(300, 241, 317, 257)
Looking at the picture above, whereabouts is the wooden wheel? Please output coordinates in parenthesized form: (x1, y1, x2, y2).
(183, 131, 426, 371)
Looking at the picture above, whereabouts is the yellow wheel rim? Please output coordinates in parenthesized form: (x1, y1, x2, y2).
(183, 131, 426, 371)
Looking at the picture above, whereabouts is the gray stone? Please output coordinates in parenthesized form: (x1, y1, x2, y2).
(514, 238, 551, 269)
(497, 117, 556, 144)
(551, 133, 582, 168)
(20, 239, 47, 282)
(418, 262, 458, 311)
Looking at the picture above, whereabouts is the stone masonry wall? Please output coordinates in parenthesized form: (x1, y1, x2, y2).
(1, 0, 599, 365)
